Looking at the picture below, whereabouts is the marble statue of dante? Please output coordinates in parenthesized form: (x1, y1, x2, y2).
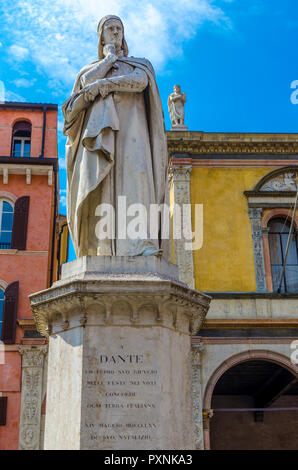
(167, 85, 187, 128)
(62, 15, 169, 258)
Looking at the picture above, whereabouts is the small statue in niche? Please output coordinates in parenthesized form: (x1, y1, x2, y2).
(167, 84, 188, 130)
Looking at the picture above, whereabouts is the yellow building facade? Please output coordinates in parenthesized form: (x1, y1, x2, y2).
(54, 131, 298, 450)
(168, 131, 298, 450)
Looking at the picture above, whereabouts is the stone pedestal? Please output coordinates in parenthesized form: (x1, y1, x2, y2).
(171, 125, 188, 131)
(30, 256, 210, 450)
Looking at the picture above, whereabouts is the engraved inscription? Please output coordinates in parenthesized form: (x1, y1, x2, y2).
(82, 341, 160, 449)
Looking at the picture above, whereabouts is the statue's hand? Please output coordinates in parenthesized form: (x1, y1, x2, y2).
(95, 79, 110, 99)
(103, 44, 118, 63)
(84, 79, 110, 101)
(84, 82, 102, 102)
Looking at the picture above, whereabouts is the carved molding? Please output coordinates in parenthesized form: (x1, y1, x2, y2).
(30, 278, 211, 338)
(191, 343, 204, 450)
(169, 165, 195, 289)
(18, 345, 48, 450)
(18, 345, 48, 367)
(248, 208, 267, 292)
(260, 172, 297, 192)
(167, 139, 298, 156)
(169, 165, 192, 184)
(252, 167, 298, 192)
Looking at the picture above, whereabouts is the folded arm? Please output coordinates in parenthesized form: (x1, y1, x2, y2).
(80, 54, 117, 86)
(63, 66, 148, 126)
(94, 67, 149, 98)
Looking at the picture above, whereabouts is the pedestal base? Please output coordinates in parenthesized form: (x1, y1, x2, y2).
(30, 256, 210, 450)
(171, 125, 188, 131)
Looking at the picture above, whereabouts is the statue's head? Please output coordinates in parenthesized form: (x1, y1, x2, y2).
(174, 84, 181, 94)
(97, 15, 128, 59)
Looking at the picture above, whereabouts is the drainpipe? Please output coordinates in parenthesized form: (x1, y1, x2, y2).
(49, 164, 58, 286)
(39, 105, 47, 159)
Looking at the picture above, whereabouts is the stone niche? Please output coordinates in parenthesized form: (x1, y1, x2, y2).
(30, 256, 210, 450)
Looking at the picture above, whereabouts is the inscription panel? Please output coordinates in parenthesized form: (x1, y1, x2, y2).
(82, 329, 161, 449)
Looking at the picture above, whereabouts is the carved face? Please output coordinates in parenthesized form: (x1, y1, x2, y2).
(102, 19, 123, 49)
(174, 85, 181, 94)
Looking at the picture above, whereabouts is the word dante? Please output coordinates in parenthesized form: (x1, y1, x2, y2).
(99, 354, 144, 364)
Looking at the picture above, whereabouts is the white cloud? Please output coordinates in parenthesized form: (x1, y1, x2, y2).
(9, 44, 29, 61)
(5, 90, 26, 101)
(59, 195, 67, 207)
(1, 0, 230, 87)
(12, 78, 36, 88)
(59, 156, 66, 170)
(57, 119, 64, 133)
(0, 81, 4, 102)
(0, 81, 26, 102)
(59, 189, 67, 206)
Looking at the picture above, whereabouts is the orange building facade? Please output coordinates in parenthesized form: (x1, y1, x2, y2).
(0, 102, 59, 450)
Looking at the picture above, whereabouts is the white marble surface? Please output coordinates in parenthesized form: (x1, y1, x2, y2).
(63, 15, 169, 259)
(31, 257, 210, 450)
(61, 255, 179, 281)
(43, 290, 198, 449)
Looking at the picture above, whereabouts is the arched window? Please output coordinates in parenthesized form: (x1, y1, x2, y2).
(268, 218, 298, 292)
(12, 121, 31, 157)
(0, 288, 4, 338)
(0, 200, 14, 249)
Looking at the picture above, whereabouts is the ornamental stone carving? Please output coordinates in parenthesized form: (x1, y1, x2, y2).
(18, 345, 48, 450)
(169, 166, 195, 289)
(18, 345, 48, 367)
(30, 257, 210, 339)
(191, 343, 204, 450)
(248, 208, 267, 292)
(167, 140, 298, 157)
(260, 172, 297, 192)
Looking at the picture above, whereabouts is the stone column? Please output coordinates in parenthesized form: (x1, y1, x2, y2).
(191, 342, 204, 449)
(202, 409, 214, 450)
(169, 165, 195, 289)
(30, 256, 210, 450)
(18, 345, 48, 450)
(248, 208, 266, 292)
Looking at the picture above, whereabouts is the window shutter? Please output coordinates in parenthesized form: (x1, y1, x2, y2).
(11, 196, 30, 250)
(1, 282, 19, 345)
(0, 397, 7, 426)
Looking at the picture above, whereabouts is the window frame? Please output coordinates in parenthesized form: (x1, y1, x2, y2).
(268, 218, 298, 292)
(11, 120, 32, 158)
(0, 199, 14, 250)
(0, 288, 4, 339)
(261, 209, 298, 292)
(12, 136, 31, 158)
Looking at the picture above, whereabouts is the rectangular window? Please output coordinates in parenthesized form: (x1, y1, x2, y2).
(0, 201, 13, 249)
(269, 221, 298, 293)
(12, 137, 31, 157)
(23, 140, 31, 157)
(13, 139, 22, 157)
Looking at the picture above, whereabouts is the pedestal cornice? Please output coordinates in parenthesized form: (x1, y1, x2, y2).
(30, 275, 211, 338)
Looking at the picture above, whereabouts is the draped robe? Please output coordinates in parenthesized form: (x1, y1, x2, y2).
(62, 55, 170, 258)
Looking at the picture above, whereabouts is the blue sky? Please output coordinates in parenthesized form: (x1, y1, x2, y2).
(0, 0, 297, 259)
